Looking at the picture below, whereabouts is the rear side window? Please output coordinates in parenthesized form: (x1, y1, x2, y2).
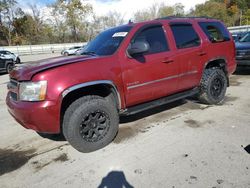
(170, 24, 200, 49)
(132, 26, 169, 54)
(199, 22, 230, 43)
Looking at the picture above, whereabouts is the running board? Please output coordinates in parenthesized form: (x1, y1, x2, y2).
(121, 87, 199, 115)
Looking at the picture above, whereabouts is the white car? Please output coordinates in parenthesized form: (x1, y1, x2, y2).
(74, 45, 87, 55)
(61, 46, 82, 56)
(0, 50, 21, 64)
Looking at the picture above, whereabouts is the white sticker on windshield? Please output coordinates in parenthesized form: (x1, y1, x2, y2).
(112, 32, 128, 37)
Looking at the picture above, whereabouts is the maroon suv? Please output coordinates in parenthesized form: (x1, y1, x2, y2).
(6, 17, 236, 152)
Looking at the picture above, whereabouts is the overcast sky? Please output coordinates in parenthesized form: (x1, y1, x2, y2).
(88, 0, 207, 19)
(19, 0, 208, 20)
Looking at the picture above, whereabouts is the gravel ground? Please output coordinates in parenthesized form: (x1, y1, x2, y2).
(0, 54, 249, 188)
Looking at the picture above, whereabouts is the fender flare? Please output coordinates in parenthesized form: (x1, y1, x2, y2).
(203, 56, 228, 72)
(61, 80, 122, 109)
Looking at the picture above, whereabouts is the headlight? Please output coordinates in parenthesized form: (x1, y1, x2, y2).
(19, 81, 47, 101)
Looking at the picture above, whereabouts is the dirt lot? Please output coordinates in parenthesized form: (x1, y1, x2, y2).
(0, 55, 250, 188)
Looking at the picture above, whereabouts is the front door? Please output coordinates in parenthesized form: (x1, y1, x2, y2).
(0, 59, 5, 69)
(121, 24, 180, 107)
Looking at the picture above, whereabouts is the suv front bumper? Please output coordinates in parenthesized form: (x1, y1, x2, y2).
(6, 92, 60, 133)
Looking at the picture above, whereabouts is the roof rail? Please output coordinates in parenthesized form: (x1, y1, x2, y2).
(156, 16, 213, 20)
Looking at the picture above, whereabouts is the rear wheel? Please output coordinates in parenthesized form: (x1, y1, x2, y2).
(198, 68, 227, 105)
(63, 95, 119, 153)
(64, 52, 69, 56)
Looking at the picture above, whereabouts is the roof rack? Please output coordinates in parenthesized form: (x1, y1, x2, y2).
(156, 16, 213, 20)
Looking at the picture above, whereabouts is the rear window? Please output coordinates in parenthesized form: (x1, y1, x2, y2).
(199, 22, 230, 43)
(170, 24, 200, 49)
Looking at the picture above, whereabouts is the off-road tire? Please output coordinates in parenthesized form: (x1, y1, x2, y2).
(198, 68, 227, 105)
(63, 95, 119, 153)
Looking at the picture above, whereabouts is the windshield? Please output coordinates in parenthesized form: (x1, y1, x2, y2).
(81, 25, 133, 56)
(239, 33, 250, 42)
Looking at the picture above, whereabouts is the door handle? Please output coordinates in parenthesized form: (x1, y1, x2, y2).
(162, 59, 174, 64)
(198, 51, 207, 56)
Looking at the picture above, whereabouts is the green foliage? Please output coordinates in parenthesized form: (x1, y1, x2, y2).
(51, 0, 93, 42)
(192, 0, 250, 26)
(1, 0, 250, 46)
(192, 1, 232, 25)
(242, 9, 250, 24)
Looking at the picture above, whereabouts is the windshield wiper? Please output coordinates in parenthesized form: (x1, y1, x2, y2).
(81, 51, 97, 56)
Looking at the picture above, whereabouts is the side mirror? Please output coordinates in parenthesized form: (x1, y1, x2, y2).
(127, 41, 150, 56)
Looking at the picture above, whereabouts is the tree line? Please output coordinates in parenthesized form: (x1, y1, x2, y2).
(1, 0, 250, 46)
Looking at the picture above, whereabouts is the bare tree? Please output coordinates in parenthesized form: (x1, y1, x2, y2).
(133, 3, 185, 22)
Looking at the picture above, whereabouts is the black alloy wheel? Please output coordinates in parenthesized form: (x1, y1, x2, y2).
(79, 111, 110, 142)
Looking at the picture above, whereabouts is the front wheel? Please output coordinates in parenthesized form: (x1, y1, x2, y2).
(198, 68, 227, 105)
(63, 96, 119, 153)
(16, 57, 21, 64)
(6, 63, 14, 73)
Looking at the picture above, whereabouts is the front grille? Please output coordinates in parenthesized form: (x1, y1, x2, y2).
(7, 79, 19, 101)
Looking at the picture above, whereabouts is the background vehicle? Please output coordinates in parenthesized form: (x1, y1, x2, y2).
(0, 57, 14, 73)
(0, 50, 21, 64)
(7, 17, 236, 153)
(232, 32, 247, 42)
(74, 45, 87, 55)
(235, 32, 250, 66)
(61, 46, 82, 56)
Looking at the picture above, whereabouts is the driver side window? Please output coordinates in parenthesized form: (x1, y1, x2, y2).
(132, 26, 169, 55)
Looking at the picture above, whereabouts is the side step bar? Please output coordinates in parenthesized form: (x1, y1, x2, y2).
(121, 87, 199, 116)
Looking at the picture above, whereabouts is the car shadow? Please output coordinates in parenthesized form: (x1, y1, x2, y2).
(234, 66, 250, 75)
(244, 145, 250, 154)
(120, 99, 186, 123)
(0, 72, 7, 76)
(37, 132, 66, 141)
(98, 171, 134, 188)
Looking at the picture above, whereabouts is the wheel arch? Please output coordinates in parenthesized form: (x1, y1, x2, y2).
(203, 57, 229, 86)
(60, 80, 121, 132)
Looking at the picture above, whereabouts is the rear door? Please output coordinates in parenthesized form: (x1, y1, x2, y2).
(169, 22, 206, 91)
(122, 24, 180, 106)
(198, 21, 235, 68)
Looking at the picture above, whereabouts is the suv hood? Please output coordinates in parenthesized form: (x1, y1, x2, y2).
(10, 55, 96, 81)
(235, 42, 250, 50)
